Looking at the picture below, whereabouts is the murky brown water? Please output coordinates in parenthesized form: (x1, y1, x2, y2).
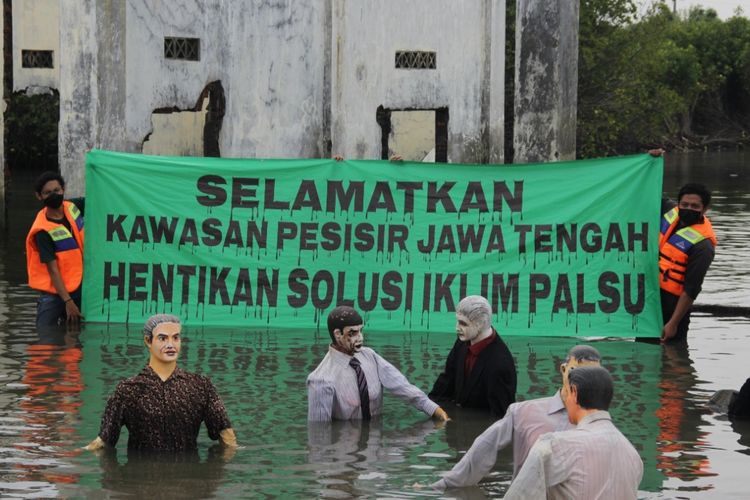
(0, 152, 748, 498)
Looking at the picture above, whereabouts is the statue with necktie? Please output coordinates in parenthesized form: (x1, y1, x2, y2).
(307, 305, 449, 422)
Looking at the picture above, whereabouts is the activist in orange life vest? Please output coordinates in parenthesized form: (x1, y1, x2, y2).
(25, 171, 85, 328)
(658, 183, 717, 343)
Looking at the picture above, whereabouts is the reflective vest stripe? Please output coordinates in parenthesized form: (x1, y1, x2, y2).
(47, 226, 79, 252)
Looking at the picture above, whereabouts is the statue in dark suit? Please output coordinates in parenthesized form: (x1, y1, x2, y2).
(429, 295, 517, 418)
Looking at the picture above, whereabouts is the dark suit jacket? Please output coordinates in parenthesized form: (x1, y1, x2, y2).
(428, 330, 517, 417)
(730, 378, 750, 419)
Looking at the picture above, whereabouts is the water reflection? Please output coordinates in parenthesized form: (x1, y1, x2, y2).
(97, 447, 229, 499)
(731, 420, 750, 457)
(656, 344, 713, 482)
(0, 328, 83, 497)
(308, 418, 439, 498)
(0, 319, 747, 497)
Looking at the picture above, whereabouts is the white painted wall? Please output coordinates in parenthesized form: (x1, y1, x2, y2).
(219, 1, 329, 158)
(331, 0, 505, 162)
(514, 0, 579, 163)
(12, 0, 60, 91)
(124, 0, 328, 158)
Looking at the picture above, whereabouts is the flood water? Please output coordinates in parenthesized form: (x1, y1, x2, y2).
(0, 152, 748, 498)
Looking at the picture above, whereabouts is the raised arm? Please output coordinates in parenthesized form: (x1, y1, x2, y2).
(432, 408, 515, 490)
(373, 351, 439, 417)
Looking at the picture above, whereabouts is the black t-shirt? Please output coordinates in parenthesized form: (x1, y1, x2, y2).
(34, 198, 85, 263)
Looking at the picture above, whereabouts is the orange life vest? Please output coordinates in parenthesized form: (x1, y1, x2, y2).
(25, 201, 84, 294)
(658, 207, 716, 296)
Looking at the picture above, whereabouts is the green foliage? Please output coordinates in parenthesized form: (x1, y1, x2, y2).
(577, 1, 750, 156)
(4, 91, 60, 170)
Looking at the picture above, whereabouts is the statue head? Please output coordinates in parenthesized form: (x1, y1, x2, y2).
(327, 306, 364, 355)
(455, 295, 492, 343)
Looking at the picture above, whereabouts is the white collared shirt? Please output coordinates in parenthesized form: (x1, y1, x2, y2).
(504, 410, 643, 500)
(307, 346, 438, 421)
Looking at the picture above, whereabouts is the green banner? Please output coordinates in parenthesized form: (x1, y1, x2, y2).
(83, 150, 662, 335)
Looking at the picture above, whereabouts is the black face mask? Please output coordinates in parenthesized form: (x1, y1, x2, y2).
(43, 193, 64, 209)
(678, 208, 703, 226)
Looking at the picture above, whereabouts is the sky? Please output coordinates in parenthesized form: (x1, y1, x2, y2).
(639, 0, 750, 18)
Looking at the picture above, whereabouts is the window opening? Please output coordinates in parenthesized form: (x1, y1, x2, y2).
(21, 50, 53, 68)
(164, 37, 200, 61)
(394, 51, 436, 70)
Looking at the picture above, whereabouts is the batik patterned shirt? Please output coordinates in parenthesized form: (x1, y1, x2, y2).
(98, 365, 232, 451)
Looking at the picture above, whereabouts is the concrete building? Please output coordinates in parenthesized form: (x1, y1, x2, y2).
(6, 0, 578, 197)
(12, 0, 59, 93)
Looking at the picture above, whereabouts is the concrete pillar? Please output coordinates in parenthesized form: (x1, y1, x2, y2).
(58, 0, 126, 196)
(58, 0, 97, 196)
(0, 2, 5, 227)
(486, 0, 506, 164)
(513, 0, 579, 164)
(95, 1, 127, 153)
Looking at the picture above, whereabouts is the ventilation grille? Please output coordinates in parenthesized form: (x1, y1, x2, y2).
(164, 37, 200, 61)
(21, 50, 53, 68)
(395, 51, 436, 69)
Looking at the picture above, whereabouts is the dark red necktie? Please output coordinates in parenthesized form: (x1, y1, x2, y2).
(349, 357, 371, 420)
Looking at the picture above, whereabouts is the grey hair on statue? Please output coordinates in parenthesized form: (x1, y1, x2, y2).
(456, 295, 492, 331)
(143, 314, 181, 339)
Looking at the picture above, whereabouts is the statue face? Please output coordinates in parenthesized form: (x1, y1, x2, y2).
(456, 312, 483, 343)
(334, 324, 364, 355)
(145, 322, 181, 363)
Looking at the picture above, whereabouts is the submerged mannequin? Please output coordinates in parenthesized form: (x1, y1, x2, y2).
(307, 305, 449, 422)
(431, 345, 602, 490)
(429, 295, 517, 417)
(84, 314, 237, 452)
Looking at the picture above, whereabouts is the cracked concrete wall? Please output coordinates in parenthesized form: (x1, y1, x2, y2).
(58, 0, 96, 196)
(124, 0, 328, 158)
(125, 0, 227, 154)
(331, 0, 505, 163)
(389, 110, 436, 161)
(59, 0, 328, 192)
(219, 1, 329, 158)
(12, 0, 59, 92)
(514, 0, 579, 164)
